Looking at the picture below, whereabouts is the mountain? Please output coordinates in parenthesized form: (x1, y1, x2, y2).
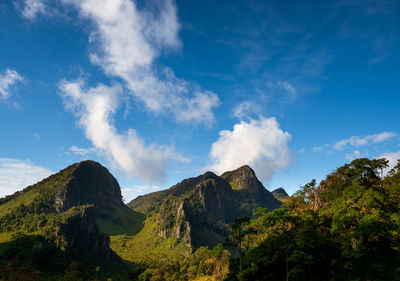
(124, 165, 281, 254)
(0, 161, 281, 279)
(0, 160, 143, 280)
(272, 187, 289, 201)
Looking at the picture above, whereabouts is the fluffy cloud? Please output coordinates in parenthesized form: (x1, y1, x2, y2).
(377, 150, 400, 174)
(21, 0, 46, 19)
(0, 69, 23, 99)
(208, 116, 292, 182)
(0, 158, 52, 198)
(60, 0, 219, 124)
(60, 80, 189, 182)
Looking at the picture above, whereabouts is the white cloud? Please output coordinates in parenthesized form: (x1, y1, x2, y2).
(0, 158, 52, 198)
(60, 79, 189, 182)
(21, 0, 46, 19)
(208, 116, 292, 182)
(121, 185, 161, 202)
(313, 132, 397, 154)
(333, 132, 396, 151)
(344, 150, 364, 161)
(69, 145, 97, 156)
(312, 145, 324, 152)
(22, 0, 218, 183)
(232, 101, 261, 120)
(277, 81, 296, 96)
(60, 0, 219, 124)
(377, 150, 400, 175)
(0, 69, 23, 99)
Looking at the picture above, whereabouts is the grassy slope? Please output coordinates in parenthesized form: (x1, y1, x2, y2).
(109, 214, 190, 264)
(97, 205, 145, 236)
(0, 165, 78, 243)
(127, 190, 169, 214)
(0, 161, 145, 239)
(0, 164, 77, 219)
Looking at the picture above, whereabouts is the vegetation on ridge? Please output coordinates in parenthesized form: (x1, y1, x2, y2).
(1, 158, 400, 280)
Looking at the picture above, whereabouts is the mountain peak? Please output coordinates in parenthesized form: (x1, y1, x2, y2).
(272, 187, 289, 200)
(221, 165, 258, 190)
(272, 187, 289, 196)
(57, 160, 124, 212)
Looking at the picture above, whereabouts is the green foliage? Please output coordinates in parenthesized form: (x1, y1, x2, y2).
(230, 158, 400, 281)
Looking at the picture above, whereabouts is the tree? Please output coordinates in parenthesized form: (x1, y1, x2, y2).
(230, 216, 250, 274)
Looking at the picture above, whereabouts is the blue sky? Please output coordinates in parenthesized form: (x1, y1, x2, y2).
(0, 0, 399, 201)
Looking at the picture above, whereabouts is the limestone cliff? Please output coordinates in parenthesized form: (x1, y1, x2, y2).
(129, 165, 282, 249)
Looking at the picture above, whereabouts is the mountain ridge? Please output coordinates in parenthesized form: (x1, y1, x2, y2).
(126, 164, 281, 251)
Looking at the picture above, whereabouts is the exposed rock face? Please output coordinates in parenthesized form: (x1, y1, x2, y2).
(1, 160, 125, 264)
(221, 165, 259, 191)
(222, 165, 282, 212)
(130, 165, 282, 249)
(272, 187, 289, 196)
(272, 187, 289, 200)
(54, 205, 119, 263)
(56, 160, 124, 213)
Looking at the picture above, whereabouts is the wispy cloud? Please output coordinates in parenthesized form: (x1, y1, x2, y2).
(313, 132, 397, 155)
(18, 0, 219, 182)
(0, 158, 52, 198)
(0, 69, 23, 100)
(208, 116, 291, 182)
(333, 132, 396, 151)
(60, 0, 219, 124)
(121, 185, 161, 201)
(60, 79, 190, 182)
(69, 145, 97, 156)
(231, 101, 262, 120)
(344, 150, 367, 161)
(20, 0, 46, 19)
(276, 81, 296, 96)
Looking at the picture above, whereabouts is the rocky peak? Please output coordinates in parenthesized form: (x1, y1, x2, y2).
(221, 165, 260, 191)
(272, 187, 289, 200)
(272, 187, 289, 197)
(56, 160, 124, 213)
(169, 171, 220, 197)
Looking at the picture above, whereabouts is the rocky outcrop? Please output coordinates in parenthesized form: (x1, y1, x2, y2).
(54, 204, 119, 263)
(55, 161, 124, 214)
(222, 165, 282, 212)
(272, 187, 289, 200)
(139, 165, 282, 249)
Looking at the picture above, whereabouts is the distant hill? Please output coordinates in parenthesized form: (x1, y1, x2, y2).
(125, 165, 281, 253)
(272, 187, 289, 201)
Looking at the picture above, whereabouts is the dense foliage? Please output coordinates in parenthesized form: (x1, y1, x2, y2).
(227, 158, 400, 281)
(127, 244, 230, 281)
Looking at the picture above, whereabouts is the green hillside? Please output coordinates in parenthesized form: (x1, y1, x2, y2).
(0, 161, 141, 280)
